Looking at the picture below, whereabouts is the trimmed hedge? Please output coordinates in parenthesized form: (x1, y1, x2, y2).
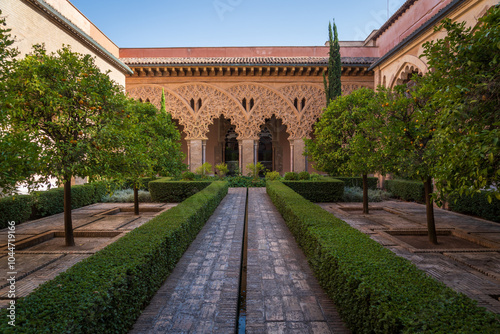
(332, 176, 378, 190)
(0, 195, 33, 228)
(149, 178, 212, 202)
(34, 183, 107, 218)
(384, 179, 426, 203)
(448, 191, 500, 223)
(266, 181, 500, 333)
(0, 181, 228, 334)
(281, 179, 344, 202)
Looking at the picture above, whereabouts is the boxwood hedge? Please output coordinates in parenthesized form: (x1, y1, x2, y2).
(448, 191, 500, 223)
(0, 181, 228, 334)
(149, 178, 212, 202)
(384, 179, 426, 203)
(0, 195, 33, 228)
(266, 181, 500, 333)
(332, 176, 378, 189)
(281, 179, 344, 202)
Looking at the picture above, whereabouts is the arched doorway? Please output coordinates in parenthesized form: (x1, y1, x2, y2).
(225, 126, 239, 175)
(258, 126, 273, 173)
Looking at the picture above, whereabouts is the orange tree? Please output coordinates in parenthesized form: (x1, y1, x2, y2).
(306, 87, 385, 213)
(419, 6, 499, 202)
(377, 84, 440, 244)
(4, 44, 128, 246)
(101, 93, 185, 215)
(0, 11, 46, 195)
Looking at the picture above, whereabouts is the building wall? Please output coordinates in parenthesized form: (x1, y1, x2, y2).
(372, 0, 497, 89)
(3, 0, 128, 86)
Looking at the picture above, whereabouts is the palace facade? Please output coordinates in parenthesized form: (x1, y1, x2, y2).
(4, 0, 497, 175)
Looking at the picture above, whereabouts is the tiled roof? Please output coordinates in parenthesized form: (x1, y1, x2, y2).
(121, 56, 378, 66)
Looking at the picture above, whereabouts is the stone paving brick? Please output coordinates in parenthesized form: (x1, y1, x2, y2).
(246, 188, 350, 334)
(129, 188, 246, 334)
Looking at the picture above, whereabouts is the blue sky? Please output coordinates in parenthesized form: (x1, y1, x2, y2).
(70, 0, 406, 48)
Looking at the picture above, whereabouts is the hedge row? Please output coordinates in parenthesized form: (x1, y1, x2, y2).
(0, 181, 229, 334)
(384, 179, 426, 203)
(0, 182, 107, 229)
(266, 181, 500, 333)
(281, 179, 344, 202)
(149, 178, 212, 202)
(448, 191, 500, 223)
(331, 176, 378, 189)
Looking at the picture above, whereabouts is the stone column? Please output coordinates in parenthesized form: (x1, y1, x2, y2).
(290, 139, 307, 172)
(188, 139, 204, 172)
(239, 138, 257, 176)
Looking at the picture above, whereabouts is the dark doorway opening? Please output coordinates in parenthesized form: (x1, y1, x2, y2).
(225, 126, 239, 175)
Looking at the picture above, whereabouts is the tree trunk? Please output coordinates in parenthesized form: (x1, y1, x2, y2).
(134, 182, 139, 216)
(63, 178, 75, 247)
(362, 174, 369, 214)
(424, 176, 438, 244)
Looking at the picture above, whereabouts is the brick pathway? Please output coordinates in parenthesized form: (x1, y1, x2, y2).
(246, 188, 349, 334)
(129, 188, 246, 333)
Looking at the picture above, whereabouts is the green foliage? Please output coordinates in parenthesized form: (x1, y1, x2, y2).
(195, 162, 212, 177)
(33, 183, 105, 217)
(0, 195, 33, 228)
(323, 20, 341, 105)
(384, 179, 426, 203)
(284, 172, 299, 180)
(225, 175, 266, 187)
(306, 87, 385, 177)
(120, 177, 157, 191)
(420, 6, 500, 199)
(265, 171, 281, 181)
(266, 181, 500, 333)
(101, 189, 152, 203)
(181, 171, 196, 181)
(281, 179, 344, 202)
(448, 191, 500, 223)
(0, 182, 228, 334)
(149, 178, 212, 202)
(246, 162, 266, 180)
(215, 162, 229, 178)
(332, 176, 378, 189)
(298, 171, 310, 180)
(343, 187, 392, 202)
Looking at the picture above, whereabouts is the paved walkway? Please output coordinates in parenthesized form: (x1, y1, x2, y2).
(129, 188, 246, 333)
(129, 188, 348, 333)
(246, 188, 349, 333)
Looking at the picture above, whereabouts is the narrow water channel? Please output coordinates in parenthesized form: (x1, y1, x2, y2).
(236, 188, 248, 333)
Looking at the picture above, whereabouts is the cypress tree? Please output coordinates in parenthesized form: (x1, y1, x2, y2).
(323, 20, 342, 106)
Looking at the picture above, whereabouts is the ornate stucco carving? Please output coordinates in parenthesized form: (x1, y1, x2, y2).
(127, 82, 327, 141)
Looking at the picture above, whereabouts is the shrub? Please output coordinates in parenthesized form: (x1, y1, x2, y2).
(265, 171, 281, 181)
(0, 181, 228, 334)
(215, 162, 229, 178)
(149, 178, 212, 202)
(181, 171, 195, 181)
(332, 176, 378, 189)
(298, 171, 310, 180)
(448, 191, 500, 223)
(284, 172, 299, 180)
(101, 189, 152, 203)
(266, 181, 500, 333)
(384, 179, 426, 203)
(0, 195, 33, 228)
(225, 175, 265, 187)
(310, 172, 322, 180)
(343, 187, 392, 202)
(281, 179, 344, 202)
(33, 183, 110, 218)
(195, 162, 212, 177)
(246, 162, 266, 180)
